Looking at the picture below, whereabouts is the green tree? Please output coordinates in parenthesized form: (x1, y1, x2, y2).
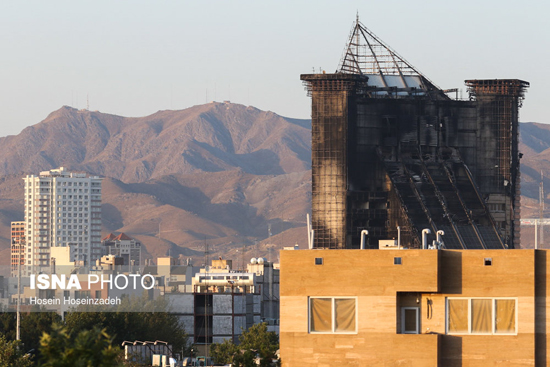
(0, 334, 33, 367)
(20, 311, 62, 354)
(239, 323, 278, 366)
(0, 312, 15, 341)
(39, 324, 121, 367)
(64, 295, 189, 353)
(0, 311, 61, 358)
(231, 349, 256, 367)
(212, 323, 279, 367)
(210, 339, 238, 365)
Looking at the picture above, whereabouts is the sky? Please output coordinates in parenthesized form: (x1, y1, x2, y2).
(0, 0, 548, 137)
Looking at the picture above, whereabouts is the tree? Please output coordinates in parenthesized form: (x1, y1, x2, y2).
(231, 350, 256, 367)
(210, 323, 279, 367)
(210, 339, 238, 365)
(0, 310, 61, 359)
(0, 334, 33, 367)
(39, 324, 122, 367)
(63, 295, 189, 353)
(20, 311, 62, 355)
(239, 323, 279, 366)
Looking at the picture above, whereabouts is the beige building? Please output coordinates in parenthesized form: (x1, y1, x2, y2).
(24, 167, 102, 274)
(280, 248, 550, 366)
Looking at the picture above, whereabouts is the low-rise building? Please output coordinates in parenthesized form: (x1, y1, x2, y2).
(167, 257, 280, 356)
(280, 248, 550, 366)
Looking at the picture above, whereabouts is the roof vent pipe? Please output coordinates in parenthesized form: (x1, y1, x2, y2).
(360, 230, 369, 249)
(436, 230, 445, 249)
(397, 226, 401, 249)
(307, 214, 315, 249)
(422, 229, 432, 249)
(309, 230, 314, 250)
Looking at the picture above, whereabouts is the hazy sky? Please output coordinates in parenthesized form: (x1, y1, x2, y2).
(1, 1, 548, 137)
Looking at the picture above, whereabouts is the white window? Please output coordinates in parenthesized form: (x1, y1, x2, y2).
(446, 298, 517, 335)
(309, 297, 357, 334)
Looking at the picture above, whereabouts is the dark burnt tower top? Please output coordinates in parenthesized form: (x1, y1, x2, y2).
(302, 19, 528, 250)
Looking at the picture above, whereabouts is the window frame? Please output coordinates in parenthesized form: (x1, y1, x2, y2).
(401, 307, 420, 334)
(446, 297, 518, 335)
(308, 296, 358, 334)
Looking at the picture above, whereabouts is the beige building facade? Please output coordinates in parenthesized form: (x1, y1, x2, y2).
(280, 249, 550, 366)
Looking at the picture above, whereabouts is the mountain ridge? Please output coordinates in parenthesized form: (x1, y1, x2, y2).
(0, 103, 311, 266)
(0, 105, 548, 265)
(0, 103, 311, 183)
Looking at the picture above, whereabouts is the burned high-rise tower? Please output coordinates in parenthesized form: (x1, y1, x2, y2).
(302, 19, 528, 250)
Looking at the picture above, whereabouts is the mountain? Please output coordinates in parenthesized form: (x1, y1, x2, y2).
(519, 122, 550, 203)
(0, 103, 548, 265)
(0, 103, 310, 182)
(513, 122, 550, 248)
(0, 103, 311, 266)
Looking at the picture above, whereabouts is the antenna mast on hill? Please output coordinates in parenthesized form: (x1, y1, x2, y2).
(87, 94, 89, 111)
(204, 238, 209, 268)
(267, 224, 273, 262)
(242, 242, 245, 271)
(540, 171, 545, 246)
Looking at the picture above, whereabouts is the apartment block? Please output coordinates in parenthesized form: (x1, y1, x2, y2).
(10, 221, 25, 277)
(23, 167, 102, 274)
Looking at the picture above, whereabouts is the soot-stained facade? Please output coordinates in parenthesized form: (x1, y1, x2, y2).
(302, 20, 528, 250)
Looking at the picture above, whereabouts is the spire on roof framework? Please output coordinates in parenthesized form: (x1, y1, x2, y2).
(338, 17, 429, 80)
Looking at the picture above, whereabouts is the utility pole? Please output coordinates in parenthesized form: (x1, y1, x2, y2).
(16, 239, 24, 341)
(204, 239, 210, 365)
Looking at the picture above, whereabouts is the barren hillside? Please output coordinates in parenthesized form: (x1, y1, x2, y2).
(0, 104, 548, 263)
(0, 103, 311, 265)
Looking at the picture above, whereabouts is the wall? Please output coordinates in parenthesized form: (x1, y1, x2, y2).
(428, 250, 535, 366)
(536, 250, 549, 367)
(280, 249, 438, 366)
(280, 249, 542, 366)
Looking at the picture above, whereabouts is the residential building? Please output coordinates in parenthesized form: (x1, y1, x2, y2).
(280, 248, 550, 366)
(101, 232, 141, 266)
(166, 257, 280, 356)
(10, 221, 25, 277)
(23, 167, 102, 274)
(248, 258, 279, 327)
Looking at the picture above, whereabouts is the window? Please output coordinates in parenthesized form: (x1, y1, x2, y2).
(401, 307, 420, 334)
(315, 258, 323, 265)
(74, 290, 90, 299)
(446, 298, 516, 335)
(394, 257, 402, 265)
(309, 297, 357, 333)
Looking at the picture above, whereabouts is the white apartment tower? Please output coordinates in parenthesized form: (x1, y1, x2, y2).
(24, 167, 102, 274)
